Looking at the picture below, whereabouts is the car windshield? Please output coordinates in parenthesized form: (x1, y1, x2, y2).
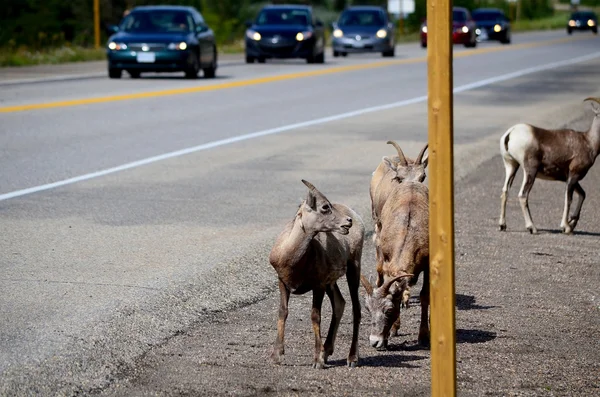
(453, 10, 468, 22)
(255, 9, 311, 26)
(338, 9, 385, 26)
(571, 12, 595, 19)
(472, 11, 503, 21)
(121, 10, 193, 33)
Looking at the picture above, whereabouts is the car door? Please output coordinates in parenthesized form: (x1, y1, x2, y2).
(194, 11, 215, 66)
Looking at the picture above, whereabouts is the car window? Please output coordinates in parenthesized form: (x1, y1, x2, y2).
(472, 11, 504, 21)
(121, 10, 194, 33)
(572, 12, 596, 19)
(452, 10, 468, 22)
(338, 10, 385, 26)
(255, 9, 311, 26)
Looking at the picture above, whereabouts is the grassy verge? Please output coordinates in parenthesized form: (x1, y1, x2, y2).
(511, 11, 571, 31)
(0, 46, 106, 67)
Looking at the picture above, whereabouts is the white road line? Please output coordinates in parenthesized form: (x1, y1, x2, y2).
(2, 51, 600, 202)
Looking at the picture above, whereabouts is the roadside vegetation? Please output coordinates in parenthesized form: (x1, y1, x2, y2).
(0, 0, 596, 67)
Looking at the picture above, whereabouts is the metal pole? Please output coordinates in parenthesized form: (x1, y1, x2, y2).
(427, 0, 456, 392)
(94, 0, 100, 49)
(399, 0, 404, 36)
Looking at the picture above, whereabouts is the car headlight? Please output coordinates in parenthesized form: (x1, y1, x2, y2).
(494, 24, 502, 32)
(108, 42, 127, 50)
(462, 26, 469, 33)
(333, 28, 343, 38)
(569, 20, 576, 27)
(168, 42, 188, 50)
(376, 29, 387, 38)
(588, 19, 596, 26)
(422, 26, 427, 33)
(296, 31, 313, 41)
(246, 30, 261, 41)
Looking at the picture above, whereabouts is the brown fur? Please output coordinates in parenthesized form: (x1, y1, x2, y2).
(269, 180, 365, 368)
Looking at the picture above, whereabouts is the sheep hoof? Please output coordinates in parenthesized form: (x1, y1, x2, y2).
(527, 226, 537, 234)
(499, 224, 506, 231)
(347, 360, 358, 368)
(563, 227, 573, 235)
(270, 349, 284, 364)
(312, 361, 325, 369)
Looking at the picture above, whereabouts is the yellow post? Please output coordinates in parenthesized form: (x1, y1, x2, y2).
(427, 0, 456, 393)
(94, 0, 101, 49)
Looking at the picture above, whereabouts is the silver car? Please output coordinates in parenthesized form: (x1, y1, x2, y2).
(332, 6, 396, 57)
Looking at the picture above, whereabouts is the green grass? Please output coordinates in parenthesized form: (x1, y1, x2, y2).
(511, 11, 572, 32)
(0, 46, 106, 67)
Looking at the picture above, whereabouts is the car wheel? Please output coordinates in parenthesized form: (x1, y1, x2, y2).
(315, 51, 325, 64)
(203, 48, 217, 78)
(593, 27, 598, 34)
(108, 68, 122, 79)
(341, 52, 348, 57)
(421, 41, 427, 48)
(184, 52, 200, 79)
(333, 50, 340, 57)
(257, 57, 266, 64)
(128, 70, 141, 78)
(382, 47, 395, 57)
(567, 28, 573, 35)
(245, 55, 255, 63)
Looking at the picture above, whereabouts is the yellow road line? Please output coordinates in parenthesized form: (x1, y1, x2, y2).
(0, 35, 594, 114)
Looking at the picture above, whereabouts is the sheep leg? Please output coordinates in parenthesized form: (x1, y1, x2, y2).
(499, 157, 519, 231)
(518, 169, 538, 234)
(271, 279, 290, 364)
(390, 314, 402, 337)
(418, 269, 430, 347)
(311, 288, 326, 369)
(322, 283, 345, 365)
(568, 182, 586, 232)
(345, 260, 361, 367)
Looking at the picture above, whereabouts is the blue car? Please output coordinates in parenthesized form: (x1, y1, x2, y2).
(245, 4, 326, 64)
(105, 5, 218, 79)
(472, 8, 511, 44)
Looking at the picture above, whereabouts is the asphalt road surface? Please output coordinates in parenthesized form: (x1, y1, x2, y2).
(1, 30, 599, 396)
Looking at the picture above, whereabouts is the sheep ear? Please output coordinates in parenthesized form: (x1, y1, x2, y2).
(382, 156, 397, 172)
(422, 152, 429, 169)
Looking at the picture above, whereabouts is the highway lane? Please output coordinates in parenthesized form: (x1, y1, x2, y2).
(0, 31, 599, 196)
(1, 29, 600, 394)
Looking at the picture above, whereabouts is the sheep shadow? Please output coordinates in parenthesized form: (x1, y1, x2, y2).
(327, 353, 424, 368)
(456, 328, 497, 344)
(536, 228, 600, 237)
(456, 294, 498, 310)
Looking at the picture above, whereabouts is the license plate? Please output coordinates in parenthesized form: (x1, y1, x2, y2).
(479, 29, 488, 40)
(352, 42, 365, 48)
(136, 52, 155, 63)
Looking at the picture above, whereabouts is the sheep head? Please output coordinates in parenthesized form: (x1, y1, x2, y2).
(384, 141, 429, 184)
(297, 180, 352, 235)
(584, 97, 600, 116)
(361, 273, 413, 350)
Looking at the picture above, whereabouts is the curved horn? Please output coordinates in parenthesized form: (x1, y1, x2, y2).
(583, 97, 600, 104)
(386, 141, 408, 166)
(377, 273, 414, 297)
(301, 179, 317, 192)
(360, 274, 374, 296)
(415, 143, 429, 165)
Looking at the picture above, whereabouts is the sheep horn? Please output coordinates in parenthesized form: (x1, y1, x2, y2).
(583, 97, 600, 104)
(360, 274, 374, 296)
(301, 179, 317, 192)
(377, 273, 414, 297)
(415, 143, 429, 165)
(387, 141, 408, 166)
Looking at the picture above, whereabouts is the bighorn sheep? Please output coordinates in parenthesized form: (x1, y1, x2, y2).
(361, 181, 430, 350)
(268, 180, 365, 368)
(370, 141, 429, 233)
(499, 97, 600, 234)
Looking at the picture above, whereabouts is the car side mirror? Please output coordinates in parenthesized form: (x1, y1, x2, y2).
(245, 20, 253, 28)
(107, 24, 119, 34)
(196, 25, 208, 33)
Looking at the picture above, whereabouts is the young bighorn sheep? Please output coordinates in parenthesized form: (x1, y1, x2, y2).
(361, 181, 430, 350)
(268, 180, 365, 368)
(499, 97, 600, 234)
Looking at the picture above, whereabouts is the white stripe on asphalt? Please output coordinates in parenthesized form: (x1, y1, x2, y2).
(2, 51, 600, 202)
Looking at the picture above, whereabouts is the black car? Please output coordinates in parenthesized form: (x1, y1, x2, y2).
(331, 6, 396, 57)
(105, 5, 217, 79)
(245, 5, 325, 64)
(472, 8, 511, 44)
(567, 11, 598, 34)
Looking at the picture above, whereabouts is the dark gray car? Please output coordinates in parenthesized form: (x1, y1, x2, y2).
(332, 6, 396, 57)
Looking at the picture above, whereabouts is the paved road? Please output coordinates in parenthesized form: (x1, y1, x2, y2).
(0, 30, 599, 395)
